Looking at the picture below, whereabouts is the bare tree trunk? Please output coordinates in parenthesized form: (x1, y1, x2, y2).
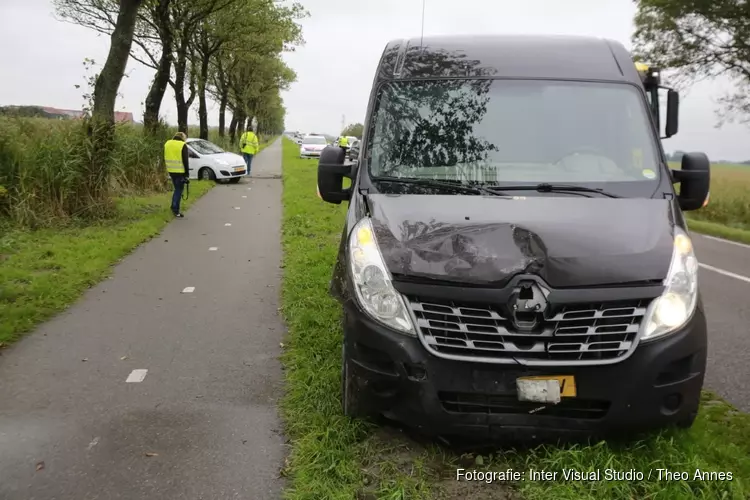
(235, 111, 247, 139)
(91, 0, 143, 124)
(85, 0, 143, 217)
(143, 0, 172, 134)
(229, 114, 238, 143)
(171, 33, 190, 133)
(174, 69, 189, 132)
(198, 54, 210, 140)
(218, 92, 228, 137)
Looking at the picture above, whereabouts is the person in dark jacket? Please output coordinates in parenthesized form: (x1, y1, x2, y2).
(164, 132, 190, 218)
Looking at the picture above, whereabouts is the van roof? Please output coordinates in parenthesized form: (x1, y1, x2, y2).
(378, 34, 641, 84)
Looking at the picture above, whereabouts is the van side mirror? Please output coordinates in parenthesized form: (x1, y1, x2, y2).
(664, 89, 679, 138)
(318, 146, 354, 204)
(671, 152, 710, 211)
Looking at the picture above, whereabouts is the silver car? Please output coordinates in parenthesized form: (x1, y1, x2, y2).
(299, 135, 328, 159)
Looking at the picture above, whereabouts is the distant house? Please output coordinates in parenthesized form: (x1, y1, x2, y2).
(39, 106, 135, 123)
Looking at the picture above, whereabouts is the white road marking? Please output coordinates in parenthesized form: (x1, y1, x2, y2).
(182, 286, 195, 293)
(224, 223, 232, 226)
(242, 195, 247, 198)
(700, 234, 750, 250)
(209, 247, 218, 251)
(699, 263, 750, 284)
(234, 206, 241, 210)
(87, 437, 100, 450)
(126, 369, 148, 383)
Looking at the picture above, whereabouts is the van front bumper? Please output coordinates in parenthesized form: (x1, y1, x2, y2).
(342, 300, 707, 442)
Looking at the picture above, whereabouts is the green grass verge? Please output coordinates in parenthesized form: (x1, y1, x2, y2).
(0, 137, 277, 346)
(687, 217, 750, 245)
(279, 138, 750, 500)
(0, 180, 214, 346)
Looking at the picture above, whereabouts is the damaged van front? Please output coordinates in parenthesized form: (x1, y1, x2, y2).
(317, 34, 711, 441)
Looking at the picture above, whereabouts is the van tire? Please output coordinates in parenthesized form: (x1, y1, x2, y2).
(341, 343, 367, 418)
(199, 167, 215, 181)
(675, 409, 698, 429)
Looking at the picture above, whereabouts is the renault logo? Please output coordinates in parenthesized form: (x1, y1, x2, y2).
(508, 281, 549, 331)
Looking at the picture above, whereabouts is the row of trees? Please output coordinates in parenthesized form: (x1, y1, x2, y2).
(45, 0, 305, 213)
(56, 0, 306, 138)
(633, 0, 750, 127)
(340, 123, 363, 139)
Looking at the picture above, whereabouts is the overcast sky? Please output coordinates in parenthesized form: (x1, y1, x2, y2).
(1, 0, 748, 160)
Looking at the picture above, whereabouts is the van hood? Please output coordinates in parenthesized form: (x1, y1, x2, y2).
(367, 194, 675, 288)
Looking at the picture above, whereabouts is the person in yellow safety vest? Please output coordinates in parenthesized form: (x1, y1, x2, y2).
(164, 131, 190, 218)
(337, 136, 349, 157)
(239, 126, 259, 177)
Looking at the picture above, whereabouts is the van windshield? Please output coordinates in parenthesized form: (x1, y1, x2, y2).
(366, 79, 661, 194)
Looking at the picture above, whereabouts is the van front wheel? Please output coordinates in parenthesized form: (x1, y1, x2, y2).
(341, 344, 367, 418)
(675, 408, 698, 429)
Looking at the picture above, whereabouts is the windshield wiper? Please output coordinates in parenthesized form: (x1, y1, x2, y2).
(482, 183, 622, 198)
(373, 176, 506, 196)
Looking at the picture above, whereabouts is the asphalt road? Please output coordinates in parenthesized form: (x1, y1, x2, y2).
(0, 140, 287, 500)
(692, 232, 750, 412)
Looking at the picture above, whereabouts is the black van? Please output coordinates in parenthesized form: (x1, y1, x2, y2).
(317, 35, 710, 440)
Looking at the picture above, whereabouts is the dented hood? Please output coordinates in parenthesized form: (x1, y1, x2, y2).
(368, 194, 675, 288)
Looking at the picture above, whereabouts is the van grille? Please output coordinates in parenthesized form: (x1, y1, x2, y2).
(439, 391, 610, 419)
(407, 297, 649, 365)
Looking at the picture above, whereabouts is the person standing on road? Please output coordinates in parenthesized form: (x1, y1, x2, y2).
(337, 135, 349, 156)
(164, 131, 190, 218)
(239, 126, 259, 177)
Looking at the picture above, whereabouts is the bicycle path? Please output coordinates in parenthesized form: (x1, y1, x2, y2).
(0, 140, 287, 499)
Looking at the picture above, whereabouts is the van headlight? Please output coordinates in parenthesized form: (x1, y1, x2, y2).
(641, 228, 699, 341)
(349, 217, 414, 335)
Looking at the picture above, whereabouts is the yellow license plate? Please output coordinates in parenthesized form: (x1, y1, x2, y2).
(517, 375, 576, 397)
(233, 166, 244, 172)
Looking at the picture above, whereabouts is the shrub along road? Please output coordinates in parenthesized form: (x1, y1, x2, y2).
(279, 138, 750, 499)
(0, 140, 287, 499)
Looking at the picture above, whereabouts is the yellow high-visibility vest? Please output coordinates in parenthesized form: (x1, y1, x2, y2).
(338, 136, 349, 147)
(164, 139, 185, 174)
(240, 131, 259, 154)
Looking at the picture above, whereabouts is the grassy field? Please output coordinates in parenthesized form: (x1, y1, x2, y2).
(670, 162, 750, 244)
(279, 138, 750, 500)
(0, 117, 275, 346)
